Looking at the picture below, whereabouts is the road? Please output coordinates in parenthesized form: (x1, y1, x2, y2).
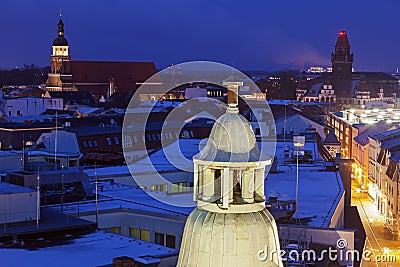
(351, 184, 400, 267)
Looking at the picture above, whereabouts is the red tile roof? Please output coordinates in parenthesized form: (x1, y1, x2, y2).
(70, 61, 158, 93)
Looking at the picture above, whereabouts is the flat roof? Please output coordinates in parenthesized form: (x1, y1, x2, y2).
(0, 230, 178, 267)
(0, 182, 35, 194)
(48, 182, 194, 219)
(266, 164, 344, 228)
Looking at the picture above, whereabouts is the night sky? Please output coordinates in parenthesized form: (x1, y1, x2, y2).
(1, 0, 399, 72)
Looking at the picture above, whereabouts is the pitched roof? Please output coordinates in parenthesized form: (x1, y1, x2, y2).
(353, 121, 396, 146)
(335, 31, 350, 48)
(70, 61, 158, 93)
(324, 129, 340, 145)
(46, 91, 97, 106)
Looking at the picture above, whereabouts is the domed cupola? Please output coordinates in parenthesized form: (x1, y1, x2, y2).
(52, 17, 68, 46)
(178, 79, 282, 267)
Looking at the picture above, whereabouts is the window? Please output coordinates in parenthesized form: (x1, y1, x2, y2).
(133, 136, 138, 143)
(140, 230, 150, 242)
(88, 140, 93, 148)
(123, 136, 132, 148)
(155, 232, 164, 246)
(129, 228, 150, 242)
(130, 227, 140, 238)
(155, 232, 176, 248)
(166, 234, 176, 248)
(106, 137, 112, 146)
(255, 128, 261, 135)
(147, 134, 152, 141)
(82, 141, 87, 148)
(17, 110, 21, 116)
(113, 137, 119, 145)
(104, 226, 121, 234)
(93, 140, 98, 147)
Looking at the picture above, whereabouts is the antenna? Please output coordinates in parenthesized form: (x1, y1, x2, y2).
(59, 8, 62, 18)
(22, 133, 25, 171)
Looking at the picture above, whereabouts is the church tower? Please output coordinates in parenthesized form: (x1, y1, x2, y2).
(331, 30, 353, 98)
(46, 11, 74, 92)
(177, 81, 283, 267)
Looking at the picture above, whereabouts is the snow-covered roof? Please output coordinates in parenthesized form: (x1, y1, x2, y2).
(37, 130, 80, 154)
(0, 230, 178, 267)
(353, 121, 395, 146)
(0, 181, 35, 194)
(265, 164, 344, 228)
(60, 182, 195, 216)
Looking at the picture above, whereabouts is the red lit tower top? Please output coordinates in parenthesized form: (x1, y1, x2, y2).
(331, 30, 353, 97)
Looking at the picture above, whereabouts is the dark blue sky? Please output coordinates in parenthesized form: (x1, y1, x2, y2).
(1, 0, 399, 72)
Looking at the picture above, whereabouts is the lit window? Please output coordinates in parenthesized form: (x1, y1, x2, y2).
(82, 141, 87, 148)
(140, 230, 150, 242)
(93, 140, 98, 147)
(104, 226, 121, 234)
(88, 140, 93, 148)
(133, 136, 138, 143)
(129, 227, 140, 238)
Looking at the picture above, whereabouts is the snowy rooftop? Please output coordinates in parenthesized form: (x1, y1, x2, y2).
(82, 138, 341, 228)
(265, 164, 343, 228)
(80, 164, 341, 229)
(0, 181, 35, 194)
(49, 182, 194, 217)
(0, 230, 178, 267)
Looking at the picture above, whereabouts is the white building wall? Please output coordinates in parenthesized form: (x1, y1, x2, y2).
(3, 98, 63, 117)
(0, 191, 38, 224)
(80, 211, 186, 249)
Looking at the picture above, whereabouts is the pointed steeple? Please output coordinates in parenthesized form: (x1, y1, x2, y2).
(331, 30, 354, 97)
(53, 10, 68, 46)
(335, 30, 351, 50)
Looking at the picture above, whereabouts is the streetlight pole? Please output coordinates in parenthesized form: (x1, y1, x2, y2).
(95, 162, 99, 226)
(36, 166, 40, 229)
(61, 165, 64, 214)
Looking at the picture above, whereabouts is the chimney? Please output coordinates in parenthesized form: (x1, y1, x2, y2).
(112, 256, 135, 267)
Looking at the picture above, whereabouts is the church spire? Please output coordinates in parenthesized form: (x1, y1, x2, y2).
(58, 9, 65, 37)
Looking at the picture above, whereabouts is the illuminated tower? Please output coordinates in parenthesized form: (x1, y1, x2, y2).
(331, 30, 353, 98)
(46, 11, 74, 91)
(177, 81, 283, 267)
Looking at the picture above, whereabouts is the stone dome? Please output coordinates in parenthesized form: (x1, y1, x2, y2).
(177, 208, 283, 267)
(194, 107, 268, 163)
